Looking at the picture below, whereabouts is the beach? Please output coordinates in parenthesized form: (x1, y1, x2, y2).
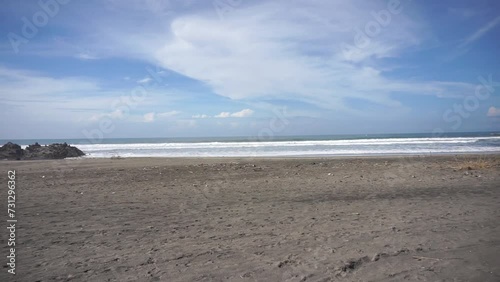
(1, 155, 500, 281)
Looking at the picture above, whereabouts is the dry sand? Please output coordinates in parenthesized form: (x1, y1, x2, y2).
(1, 155, 500, 281)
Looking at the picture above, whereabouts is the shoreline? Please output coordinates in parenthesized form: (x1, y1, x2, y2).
(3, 151, 500, 163)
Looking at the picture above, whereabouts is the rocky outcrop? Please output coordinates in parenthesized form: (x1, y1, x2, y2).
(0, 142, 85, 160)
(0, 142, 24, 160)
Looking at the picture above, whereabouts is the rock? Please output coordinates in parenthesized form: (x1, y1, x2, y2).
(25, 142, 41, 152)
(0, 142, 24, 160)
(0, 142, 84, 160)
(23, 143, 85, 160)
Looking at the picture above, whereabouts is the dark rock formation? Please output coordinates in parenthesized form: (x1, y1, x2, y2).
(0, 142, 24, 160)
(0, 142, 85, 160)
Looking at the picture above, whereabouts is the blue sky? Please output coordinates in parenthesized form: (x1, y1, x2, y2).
(1, 0, 499, 139)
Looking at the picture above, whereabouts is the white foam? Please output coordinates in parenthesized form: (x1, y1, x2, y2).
(76, 136, 500, 158)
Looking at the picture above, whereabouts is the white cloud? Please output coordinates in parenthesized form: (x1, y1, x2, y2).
(157, 110, 180, 118)
(215, 109, 254, 118)
(143, 112, 156, 122)
(146, 1, 473, 111)
(76, 52, 99, 60)
(215, 112, 231, 118)
(137, 77, 153, 84)
(487, 106, 500, 117)
(230, 109, 254, 117)
(192, 114, 210, 118)
(143, 110, 179, 122)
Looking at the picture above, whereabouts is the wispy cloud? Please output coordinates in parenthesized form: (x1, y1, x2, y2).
(192, 114, 210, 119)
(229, 109, 254, 118)
(76, 52, 99, 60)
(91, 109, 125, 122)
(214, 112, 230, 118)
(0, 67, 100, 99)
(458, 16, 500, 49)
(445, 15, 500, 61)
(137, 77, 153, 84)
(142, 110, 180, 122)
(143, 112, 156, 122)
(215, 109, 254, 118)
(143, 111, 180, 122)
(0, 66, 184, 126)
(157, 111, 180, 118)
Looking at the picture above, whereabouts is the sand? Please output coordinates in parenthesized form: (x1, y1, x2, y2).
(1, 155, 500, 281)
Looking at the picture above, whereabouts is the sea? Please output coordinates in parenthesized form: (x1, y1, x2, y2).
(2, 132, 500, 158)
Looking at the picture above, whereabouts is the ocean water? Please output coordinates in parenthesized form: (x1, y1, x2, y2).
(3, 132, 500, 158)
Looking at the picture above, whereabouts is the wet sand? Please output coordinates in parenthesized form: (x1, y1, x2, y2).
(1, 155, 500, 281)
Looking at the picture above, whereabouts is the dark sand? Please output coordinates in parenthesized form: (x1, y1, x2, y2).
(1, 155, 500, 281)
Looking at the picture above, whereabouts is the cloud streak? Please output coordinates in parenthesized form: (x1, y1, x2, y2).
(459, 16, 500, 49)
(215, 109, 254, 118)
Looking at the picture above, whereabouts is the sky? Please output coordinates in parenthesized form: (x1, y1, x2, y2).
(0, 0, 499, 139)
